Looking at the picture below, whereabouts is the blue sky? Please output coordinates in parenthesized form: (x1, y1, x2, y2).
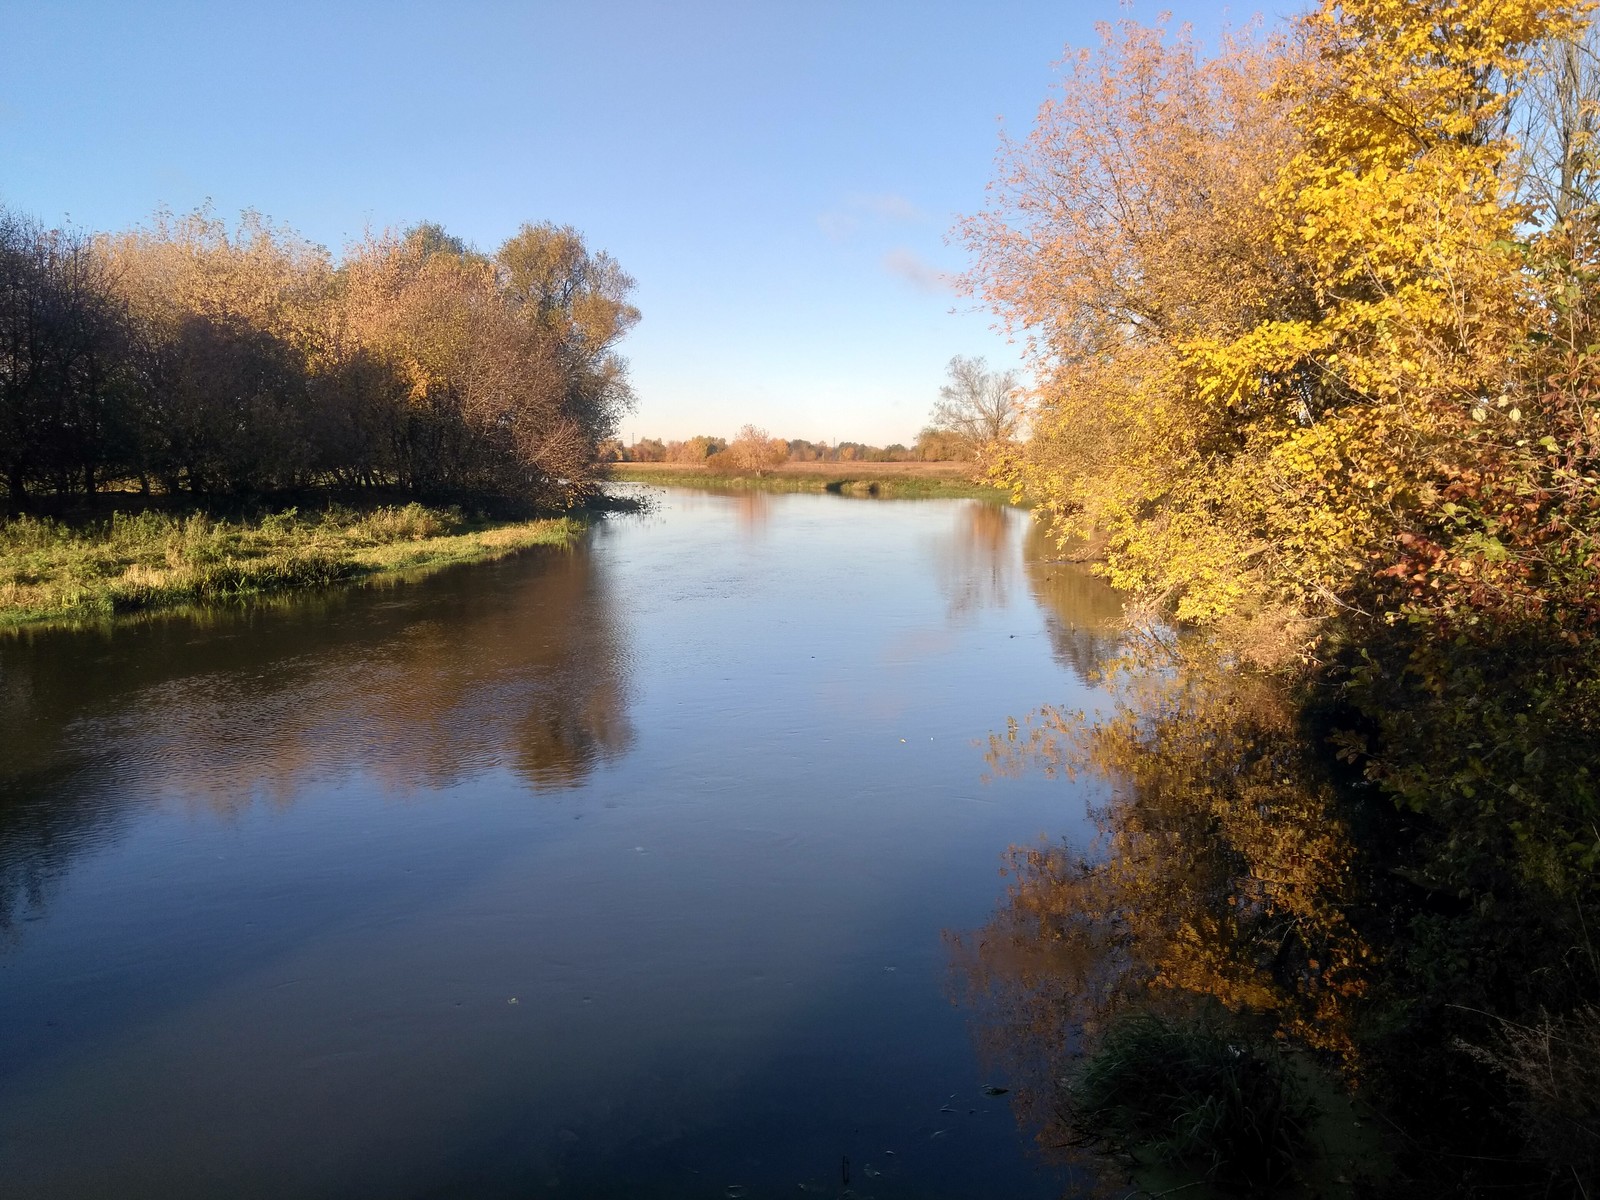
(2, 1, 1278, 445)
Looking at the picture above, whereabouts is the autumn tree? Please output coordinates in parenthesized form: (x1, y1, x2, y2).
(666, 435, 724, 463)
(494, 222, 639, 495)
(914, 425, 969, 463)
(968, 3, 1590, 639)
(0, 210, 126, 506)
(335, 219, 638, 503)
(927, 355, 1022, 462)
(98, 208, 333, 495)
(964, 18, 1313, 631)
(966, 7, 1600, 1188)
(626, 437, 666, 462)
(725, 423, 788, 475)
(0, 203, 637, 509)
(1514, 20, 1600, 224)
(786, 438, 824, 462)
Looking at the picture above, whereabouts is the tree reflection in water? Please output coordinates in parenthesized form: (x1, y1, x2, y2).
(732, 488, 771, 536)
(0, 539, 633, 937)
(934, 500, 1015, 618)
(1022, 520, 1125, 683)
(950, 640, 1372, 1184)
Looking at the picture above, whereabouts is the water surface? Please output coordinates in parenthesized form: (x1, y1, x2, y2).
(0, 488, 1120, 1199)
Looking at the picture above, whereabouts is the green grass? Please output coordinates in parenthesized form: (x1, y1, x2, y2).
(608, 465, 1011, 501)
(0, 502, 581, 630)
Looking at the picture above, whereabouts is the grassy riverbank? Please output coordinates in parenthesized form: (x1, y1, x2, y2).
(609, 460, 1009, 500)
(0, 503, 582, 630)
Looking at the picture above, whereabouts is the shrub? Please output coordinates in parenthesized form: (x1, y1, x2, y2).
(1072, 1011, 1316, 1191)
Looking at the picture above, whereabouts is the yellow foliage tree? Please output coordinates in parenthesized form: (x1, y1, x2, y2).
(726, 424, 789, 475)
(98, 208, 334, 490)
(967, 1, 1587, 646)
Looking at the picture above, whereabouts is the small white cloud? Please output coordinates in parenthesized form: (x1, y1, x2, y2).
(882, 246, 955, 295)
(853, 192, 929, 224)
(817, 210, 860, 241)
(817, 191, 931, 241)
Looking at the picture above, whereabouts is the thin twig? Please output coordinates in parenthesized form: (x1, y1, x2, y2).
(1122, 1181, 1212, 1200)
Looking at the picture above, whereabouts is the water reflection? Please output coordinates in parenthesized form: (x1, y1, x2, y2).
(1022, 521, 1125, 682)
(931, 501, 1021, 619)
(733, 488, 771, 535)
(950, 646, 1370, 1170)
(930, 506, 1123, 670)
(0, 537, 633, 933)
(0, 490, 1096, 1200)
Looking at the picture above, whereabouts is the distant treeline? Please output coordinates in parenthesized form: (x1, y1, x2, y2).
(0, 206, 637, 511)
(613, 428, 967, 465)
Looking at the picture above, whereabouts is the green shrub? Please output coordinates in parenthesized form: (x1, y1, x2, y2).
(258, 507, 302, 537)
(1072, 1011, 1316, 1192)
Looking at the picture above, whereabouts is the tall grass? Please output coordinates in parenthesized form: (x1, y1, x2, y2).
(0, 503, 577, 628)
(1467, 1004, 1600, 1188)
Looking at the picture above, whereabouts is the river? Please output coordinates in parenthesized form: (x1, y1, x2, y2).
(0, 487, 1125, 1200)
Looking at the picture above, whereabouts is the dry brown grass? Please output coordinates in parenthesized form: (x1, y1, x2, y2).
(1465, 1005, 1600, 1189)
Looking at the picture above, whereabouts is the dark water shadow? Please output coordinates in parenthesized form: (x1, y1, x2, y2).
(0, 537, 634, 941)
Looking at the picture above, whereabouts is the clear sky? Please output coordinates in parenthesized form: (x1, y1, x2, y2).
(2, 0, 1279, 446)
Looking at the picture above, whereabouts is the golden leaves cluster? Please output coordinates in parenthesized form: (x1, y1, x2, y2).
(966, 0, 1591, 643)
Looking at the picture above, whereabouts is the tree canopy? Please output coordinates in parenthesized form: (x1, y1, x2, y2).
(926, 354, 1023, 461)
(964, 4, 1600, 1187)
(0, 207, 637, 509)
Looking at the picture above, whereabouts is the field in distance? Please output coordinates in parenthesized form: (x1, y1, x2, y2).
(608, 460, 1005, 500)
(614, 460, 973, 478)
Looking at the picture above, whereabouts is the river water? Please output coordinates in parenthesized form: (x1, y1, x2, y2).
(0, 488, 1124, 1200)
